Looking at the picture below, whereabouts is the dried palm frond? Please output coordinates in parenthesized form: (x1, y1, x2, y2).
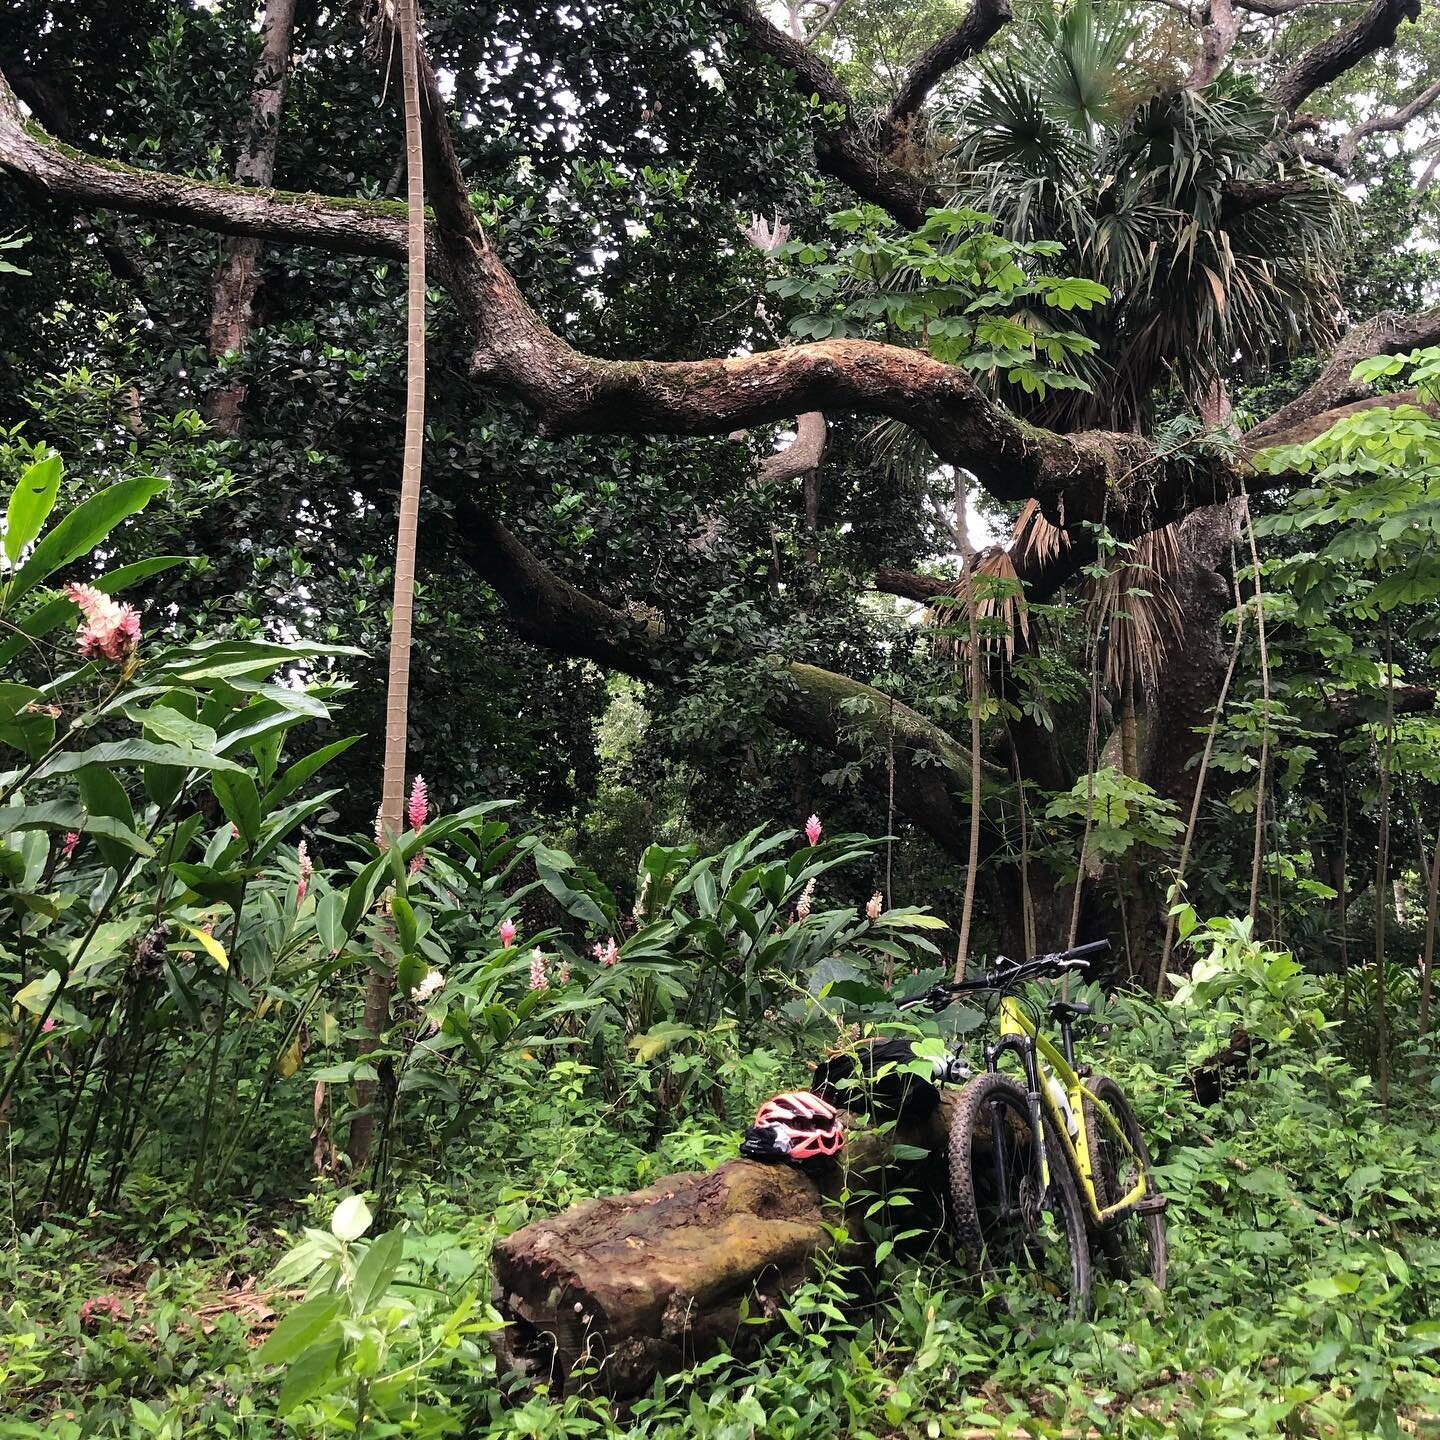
(1086, 524, 1183, 694)
(1011, 499, 1068, 569)
(925, 548, 1032, 665)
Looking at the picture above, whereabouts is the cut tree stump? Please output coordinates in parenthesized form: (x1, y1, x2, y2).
(490, 1096, 957, 1396)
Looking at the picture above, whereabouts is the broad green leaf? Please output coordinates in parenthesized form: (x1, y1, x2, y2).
(212, 771, 261, 847)
(396, 951, 426, 997)
(256, 1292, 342, 1367)
(33, 739, 245, 779)
(5, 453, 63, 564)
(352, 1228, 404, 1314)
(170, 861, 247, 913)
(8, 476, 168, 602)
(310, 1061, 378, 1084)
(276, 1337, 341, 1416)
(125, 704, 218, 751)
(391, 895, 418, 955)
(0, 705, 55, 758)
(0, 682, 41, 724)
(879, 909, 950, 930)
(13, 969, 60, 1014)
(315, 892, 345, 955)
(77, 764, 138, 872)
(0, 801, 154, 856)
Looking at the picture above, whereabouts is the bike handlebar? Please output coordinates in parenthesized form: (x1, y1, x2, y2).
(896, 938, 1111, 1012)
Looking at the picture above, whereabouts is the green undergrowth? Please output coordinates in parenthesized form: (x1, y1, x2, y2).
(3, 938, 1439, 1440)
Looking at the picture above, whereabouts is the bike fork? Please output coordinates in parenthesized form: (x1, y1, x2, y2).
(984, 1037, 1051, 1207)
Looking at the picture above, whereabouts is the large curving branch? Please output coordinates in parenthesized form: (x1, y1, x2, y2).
(0, 72, 407, 257)
(1319, 77, 1440, 175)
(886, 0, 1014, 126)
(1271, 0, 1423, 114)
(722, 0, 1015, 228)
(5, 56, 1435, 548)
(1248, 307, 1440, 443)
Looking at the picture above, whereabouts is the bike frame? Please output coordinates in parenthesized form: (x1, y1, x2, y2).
(983, 995, 1148, 1226)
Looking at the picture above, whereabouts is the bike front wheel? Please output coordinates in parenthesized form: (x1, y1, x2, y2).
(1081, 1073, 1168, 1290)
(948, 1071, 1092, 1319)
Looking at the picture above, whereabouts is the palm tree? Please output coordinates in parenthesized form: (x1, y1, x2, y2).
(940, 3, 1347, 432)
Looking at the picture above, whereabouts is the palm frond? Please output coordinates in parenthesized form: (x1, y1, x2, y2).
(1011, 498, 1068, 568)
(1086, 525, 1183, 694)
(926, 547, 1032, 665)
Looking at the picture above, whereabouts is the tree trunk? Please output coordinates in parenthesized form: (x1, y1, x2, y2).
(491, 1098, 955, 1396)
(206, 0, 297, 435)
(349, 0, 426, 1170)
(1142, 502, 1242, 806)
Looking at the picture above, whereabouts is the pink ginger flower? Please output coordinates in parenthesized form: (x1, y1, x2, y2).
(528, 947, 549, 991)
(41, 1017, 56, 1033)
(593, 937, 619, 967)
(557, 960, 572, 986)
(795, 878, 816, 922)
(295, 841, 312, 903)
(61, 831, 80, 859)
(865, 891, 883, 922)
(408, 852, 425, 876)
(407, 775, 429, 831)
(229, 823, 240, 840)
(499, 917, 517, 948)
(805, 814, 822, 847)
(65, 583, 140, 664)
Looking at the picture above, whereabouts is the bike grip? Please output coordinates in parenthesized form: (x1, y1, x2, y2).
(1064, 938, 1111, 959)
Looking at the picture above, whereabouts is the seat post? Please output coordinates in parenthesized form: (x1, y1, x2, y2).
(1059, 1022, 1076, 1068)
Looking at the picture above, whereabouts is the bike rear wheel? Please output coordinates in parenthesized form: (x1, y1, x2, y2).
(948, 1071, 1092, 1319)
(1081, 1073, 1167, 1290)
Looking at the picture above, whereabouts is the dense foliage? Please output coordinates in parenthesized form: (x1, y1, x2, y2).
(2, 0, 1440, 1434)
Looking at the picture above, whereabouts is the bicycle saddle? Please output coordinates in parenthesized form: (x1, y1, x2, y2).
(1046, 999, 1092, 1021)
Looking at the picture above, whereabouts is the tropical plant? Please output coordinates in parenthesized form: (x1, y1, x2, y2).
(942, 4, 1347, 428)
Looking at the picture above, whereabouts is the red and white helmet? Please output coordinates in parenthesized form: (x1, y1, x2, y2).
(740, 1090, 845, 1164)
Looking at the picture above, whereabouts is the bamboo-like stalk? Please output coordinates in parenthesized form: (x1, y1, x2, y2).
(1243, 496, 1271, 924)
(1374, 620, 1394, 1112)
(953, 571, 982, 983)
(952, 471, 981, 984)
(350, 0, 426, 1169)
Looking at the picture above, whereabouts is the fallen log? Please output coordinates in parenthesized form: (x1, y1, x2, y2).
(490, 1096, 956, 1396)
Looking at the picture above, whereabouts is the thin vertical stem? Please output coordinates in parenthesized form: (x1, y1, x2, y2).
(1158, 566, 1246, 990)
(192, 889, 248, 1203)
(1419, 820, 1438, 1043)
(953, 563, 982, 983)
(1374, 620, 1394, 1113)
(1243, 494, 1271, 925)
(351, 0, 426, 1169)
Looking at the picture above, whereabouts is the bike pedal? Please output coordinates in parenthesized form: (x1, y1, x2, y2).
(1134, 1193, 1168, 1214)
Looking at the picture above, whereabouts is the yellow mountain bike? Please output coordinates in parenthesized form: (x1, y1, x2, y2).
(900, 939, 1167, 1318)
